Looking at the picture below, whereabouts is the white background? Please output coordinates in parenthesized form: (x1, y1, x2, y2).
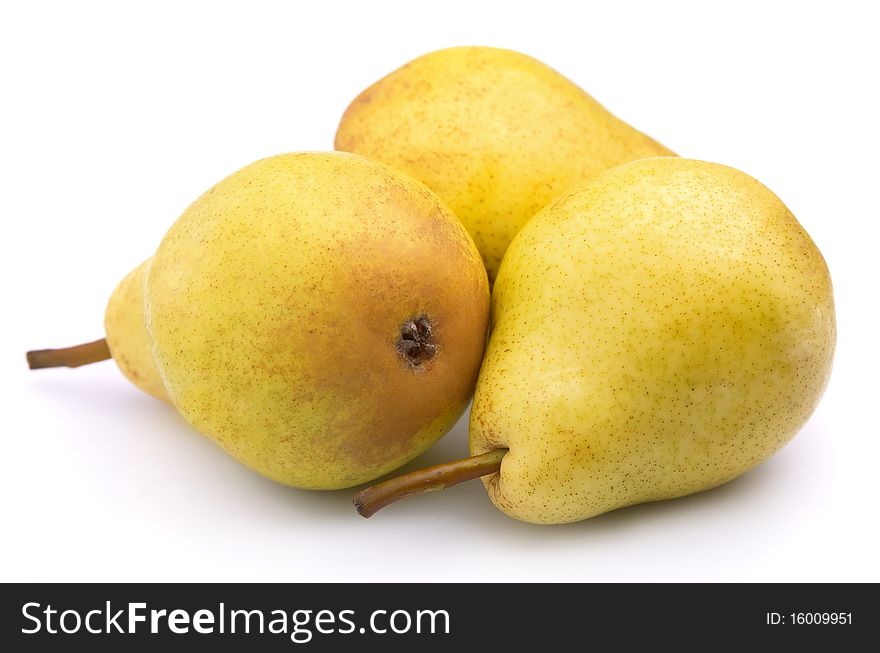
(1, 1, 878, 582)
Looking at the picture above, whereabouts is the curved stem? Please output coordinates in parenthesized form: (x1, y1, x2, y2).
(353, 448, 507, 518)
(27, 338, 111, 369)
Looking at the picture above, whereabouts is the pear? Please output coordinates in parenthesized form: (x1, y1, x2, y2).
(147, 153, 489, 489)
(27, 258, 168, 401)
(354, 158, 835, 524)
(146, 152, 489, 489)
(28, 152, 489, 490)
(335, 46, 673, 282)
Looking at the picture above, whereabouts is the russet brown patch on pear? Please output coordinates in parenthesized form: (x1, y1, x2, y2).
(288, 214, 488, 478)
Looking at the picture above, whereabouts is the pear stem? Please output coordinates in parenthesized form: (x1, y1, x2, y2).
(353, 448, 507, 518)
(26, 338, 111, 369)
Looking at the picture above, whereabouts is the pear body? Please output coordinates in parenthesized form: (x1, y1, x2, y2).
(335, 46, 673, 281)
(470, 158, 835, 524)
(104, 258, 168, 401)
(147, 152, 489, 489)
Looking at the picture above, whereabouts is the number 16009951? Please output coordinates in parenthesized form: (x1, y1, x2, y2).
(766, 612, 852, 625)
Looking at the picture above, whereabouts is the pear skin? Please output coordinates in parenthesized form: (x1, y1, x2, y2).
(335, 46, 674, 281)
(468, 158, 835, 524)
(104, 258, 168, 401)
(147, 152, 489, 490)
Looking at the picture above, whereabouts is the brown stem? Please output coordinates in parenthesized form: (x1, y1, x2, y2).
(27, 338, 111, 369)
(353, 448, 507, 518)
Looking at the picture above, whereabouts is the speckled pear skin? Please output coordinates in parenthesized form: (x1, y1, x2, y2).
(104, 258, 169, 401)
(335, 46, 674, 282)
(470, 158, 835, 525)
(147, 152, 489, 490)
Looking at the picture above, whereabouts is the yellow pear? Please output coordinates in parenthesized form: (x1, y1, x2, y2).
(27, 258, 168, 401)
(27, 152, 488, 490)
(354, 158, 835, 524)
(146, 152, 489, 489)
(335, 46, 673, 281)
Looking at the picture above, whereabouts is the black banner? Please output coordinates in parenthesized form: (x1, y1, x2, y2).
(0, 583, 873, 650)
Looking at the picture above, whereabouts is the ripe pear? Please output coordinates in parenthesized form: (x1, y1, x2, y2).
(28, 152, 489, 490)
(354, 158, 835, 524)
(146, 152, 489, 489)
(335, 46, 674, 281)
(27, 258, 168, 401)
